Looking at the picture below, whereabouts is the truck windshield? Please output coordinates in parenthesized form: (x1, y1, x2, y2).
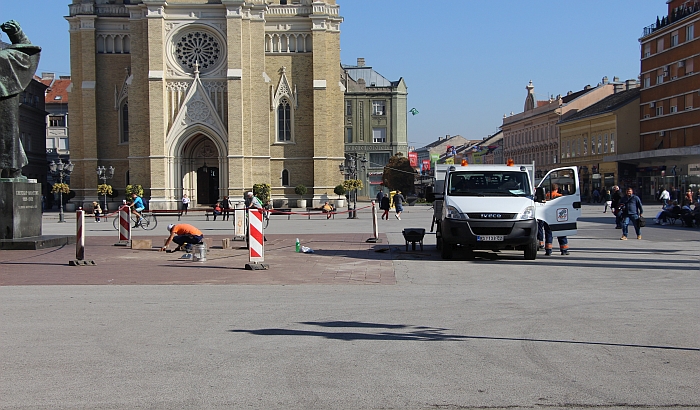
(447, 171, 531, 197)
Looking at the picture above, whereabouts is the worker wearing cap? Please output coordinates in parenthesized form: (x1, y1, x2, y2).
(160, 223, 204, 252)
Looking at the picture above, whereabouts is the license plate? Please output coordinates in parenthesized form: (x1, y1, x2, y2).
(477, 235, 504, 241)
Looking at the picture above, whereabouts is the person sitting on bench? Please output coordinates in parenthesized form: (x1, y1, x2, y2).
(316, 201, 334, 219)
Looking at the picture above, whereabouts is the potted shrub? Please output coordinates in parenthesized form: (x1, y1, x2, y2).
(333, 184, 346, 208)
(294, 184, 307, 208)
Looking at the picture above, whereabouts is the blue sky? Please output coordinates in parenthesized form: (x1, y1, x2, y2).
(3, 1, 668, 148)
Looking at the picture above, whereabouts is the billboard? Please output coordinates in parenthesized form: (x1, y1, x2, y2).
(408, 151, 418, 168)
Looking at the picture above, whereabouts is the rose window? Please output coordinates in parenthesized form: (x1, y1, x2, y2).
(187, 100, 211, 122)
(175, 31, 221, 72)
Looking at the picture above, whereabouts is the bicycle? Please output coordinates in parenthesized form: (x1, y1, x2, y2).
(113, 210, 158, 230)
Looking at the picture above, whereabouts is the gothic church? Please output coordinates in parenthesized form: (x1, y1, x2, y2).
(67, 0, 344, 208)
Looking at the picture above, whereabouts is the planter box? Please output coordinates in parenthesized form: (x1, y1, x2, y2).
(334, 199, 345, 208)
(296, 199, 307, 209)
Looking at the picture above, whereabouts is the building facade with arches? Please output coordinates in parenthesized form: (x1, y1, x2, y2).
(66, 0, 344, 209)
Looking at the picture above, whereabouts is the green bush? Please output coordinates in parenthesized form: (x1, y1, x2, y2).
(253, 183, 271, 204)
(125, 184, 144, 199)
(294, 184, 307, 196)
(334, 184, 346, 198)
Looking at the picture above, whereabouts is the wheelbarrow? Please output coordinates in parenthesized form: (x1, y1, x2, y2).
(402, 228, 426, 251)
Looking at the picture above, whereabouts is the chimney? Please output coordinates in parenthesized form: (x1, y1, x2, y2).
(42, 72, 55, 80)
(357, 58, 365, 67)
(625, 79, 638, 90)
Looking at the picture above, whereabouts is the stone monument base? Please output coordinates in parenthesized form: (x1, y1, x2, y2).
(0, 235, 75, 250)
(1, 179, 42, 239)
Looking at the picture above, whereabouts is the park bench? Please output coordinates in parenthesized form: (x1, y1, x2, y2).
(269, 208, 292, 220)
(306, 206, 335, 220)
(149, 209, 184, 221)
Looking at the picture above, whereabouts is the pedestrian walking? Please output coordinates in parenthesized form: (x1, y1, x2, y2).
(659, 186, 670, 207)
(92, 201, 102, 222)
(181, 193, 190, 215)
(376, 189, 384, 207)
(611, 185, 622, 229)
(393, 190, 405, 220)
(620, 187, 643, 240)
(603, 190, 612, 213)
(380, 195, 390, 220)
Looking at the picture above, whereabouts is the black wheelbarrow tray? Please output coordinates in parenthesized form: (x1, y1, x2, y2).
(402, 228, 426, 251)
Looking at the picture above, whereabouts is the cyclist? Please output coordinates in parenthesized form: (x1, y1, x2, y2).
(128, 192, 146, 228)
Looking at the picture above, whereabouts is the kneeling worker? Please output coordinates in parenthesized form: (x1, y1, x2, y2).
(160, 223, 204, 252)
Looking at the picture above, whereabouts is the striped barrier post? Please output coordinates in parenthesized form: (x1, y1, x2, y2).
(117, 205, 131, 246)
(69, 209, 95, 266)
(245, 208, 268, 270)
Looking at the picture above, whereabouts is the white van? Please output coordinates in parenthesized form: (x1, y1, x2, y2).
(431, 163, 580, 260)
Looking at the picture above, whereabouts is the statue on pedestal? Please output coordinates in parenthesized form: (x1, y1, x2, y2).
(0, 20, 41, 179)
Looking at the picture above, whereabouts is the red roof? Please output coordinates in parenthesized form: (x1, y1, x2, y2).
(44, 77, 71, 104)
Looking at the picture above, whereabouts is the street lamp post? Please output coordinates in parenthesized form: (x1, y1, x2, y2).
(339, 153, 367, 219)
(49, 158, 75, 223)
(96, 165, 115, 211)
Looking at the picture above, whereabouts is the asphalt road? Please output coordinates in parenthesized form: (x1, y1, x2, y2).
(2, 203, 699, 409)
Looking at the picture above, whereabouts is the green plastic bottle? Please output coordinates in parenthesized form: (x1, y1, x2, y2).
(295, 238, 300, 253)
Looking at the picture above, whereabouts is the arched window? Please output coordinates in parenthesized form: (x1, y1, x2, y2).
(120, 101, 129, 143)
(277, 98, 292, 142)
(281, 169, 290, 186)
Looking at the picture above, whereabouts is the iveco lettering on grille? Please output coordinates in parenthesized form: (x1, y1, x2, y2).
(481, 214, 502, 218)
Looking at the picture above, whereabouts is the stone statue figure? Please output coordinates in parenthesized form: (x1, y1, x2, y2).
(0, 20, 41, 179)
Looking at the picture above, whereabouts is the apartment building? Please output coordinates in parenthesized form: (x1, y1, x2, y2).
(619, 0, 700, 198)
(501, 80, 616, 179)
(41, 73, 71, 164)
(559, 82, 640, 199)
(342, 58, 408, 199)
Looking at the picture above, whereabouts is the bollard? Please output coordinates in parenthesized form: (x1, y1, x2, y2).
(76, 208, 85, 260)
(70, 208, 95, 266)
(366, 200, 382, 243)
(245, 208, 268, 270)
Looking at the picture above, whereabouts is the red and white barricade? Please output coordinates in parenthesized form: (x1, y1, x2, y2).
(117, 205, 131, 245)
(248, 208, 264, 263)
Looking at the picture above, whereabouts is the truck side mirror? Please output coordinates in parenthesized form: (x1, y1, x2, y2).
(425, 186, 435, 202)
(535, 187, 546, 203)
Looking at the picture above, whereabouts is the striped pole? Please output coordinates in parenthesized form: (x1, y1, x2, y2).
(371, 200, 378, 240)
(76, 209, 85, 260)
(248, 208, 264, 263)
(118, 205, 131, 245)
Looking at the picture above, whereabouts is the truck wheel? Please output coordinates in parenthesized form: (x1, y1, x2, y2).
(524, 240, 538, 260)
(440, 242, 453, 259)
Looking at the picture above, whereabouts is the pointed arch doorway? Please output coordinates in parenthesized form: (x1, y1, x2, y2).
(183, 135, 220, 206)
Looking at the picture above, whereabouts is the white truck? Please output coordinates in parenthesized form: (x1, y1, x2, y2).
(430, 163, 581, 260)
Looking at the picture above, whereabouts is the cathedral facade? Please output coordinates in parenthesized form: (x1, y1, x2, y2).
(67, 0, 344, 209)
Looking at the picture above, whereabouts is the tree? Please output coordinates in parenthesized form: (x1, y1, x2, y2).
(382, 153, 417, 194)
(253, 183, 271, 204)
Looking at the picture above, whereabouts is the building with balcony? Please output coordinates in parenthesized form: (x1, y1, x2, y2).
(67, 0, 344, 208)
(559, 82, 640, 199)
(41, 73, 72, 165)
(342, 58, 408, 198)
(612, 0, 700, 199)
(501, 79, 617, 180)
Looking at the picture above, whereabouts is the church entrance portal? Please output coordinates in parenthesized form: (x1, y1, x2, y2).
(197, 166, 219, 205)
